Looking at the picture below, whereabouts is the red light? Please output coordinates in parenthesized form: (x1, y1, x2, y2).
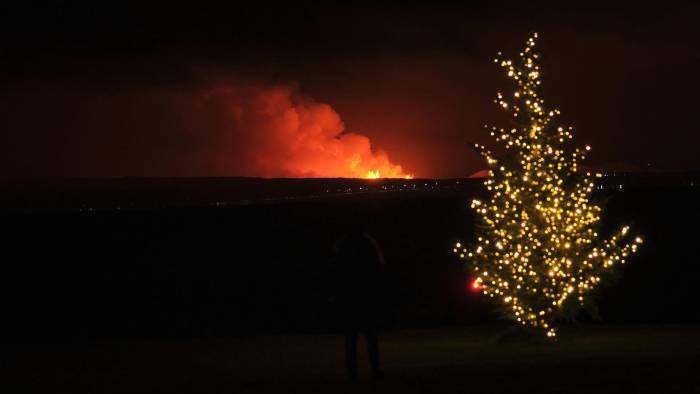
(469, 278, 482, 292)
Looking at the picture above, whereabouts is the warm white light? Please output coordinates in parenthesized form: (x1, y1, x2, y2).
(453, 33, 642, 339)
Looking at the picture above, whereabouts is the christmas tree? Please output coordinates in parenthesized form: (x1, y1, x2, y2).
(456, 33, 643, 338)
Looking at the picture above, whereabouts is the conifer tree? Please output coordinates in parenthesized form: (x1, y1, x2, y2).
(455, 33, 643, 338)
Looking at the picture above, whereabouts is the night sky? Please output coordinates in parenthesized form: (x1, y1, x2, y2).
(1, 1, 699, 178)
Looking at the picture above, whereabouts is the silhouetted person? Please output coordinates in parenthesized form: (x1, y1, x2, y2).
(329, 224, 385, 383)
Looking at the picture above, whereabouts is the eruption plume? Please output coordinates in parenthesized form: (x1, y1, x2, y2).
(188, 83, 412, 179)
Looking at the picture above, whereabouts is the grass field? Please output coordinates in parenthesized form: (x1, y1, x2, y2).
(7, 324, 700, 393)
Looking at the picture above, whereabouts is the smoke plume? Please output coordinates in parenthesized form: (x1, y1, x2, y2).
(184, 83, 412, 179)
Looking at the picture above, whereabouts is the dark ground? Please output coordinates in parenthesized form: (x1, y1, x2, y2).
(2, 176, 700, 392)
(2, 177, 699, 339)
(6, 325, 700, 393)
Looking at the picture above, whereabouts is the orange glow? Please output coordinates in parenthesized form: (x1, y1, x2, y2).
(365, 170, 381, 179)
(193, 84, 413, 179)
(364, 169, 414, 179)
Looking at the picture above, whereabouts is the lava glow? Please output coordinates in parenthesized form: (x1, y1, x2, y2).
(364, 169, 413, 179)
(366, 170, 381, 179)
(191, 83, 413, 179)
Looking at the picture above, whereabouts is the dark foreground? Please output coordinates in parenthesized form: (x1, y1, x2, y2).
(6, 325, 700, 393)
(4, 180, 700, 341)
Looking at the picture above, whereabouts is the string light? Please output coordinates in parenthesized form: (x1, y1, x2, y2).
(456, 33, 642, 339)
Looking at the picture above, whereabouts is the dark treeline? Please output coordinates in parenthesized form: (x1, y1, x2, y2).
(1, 183, 698, 342)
